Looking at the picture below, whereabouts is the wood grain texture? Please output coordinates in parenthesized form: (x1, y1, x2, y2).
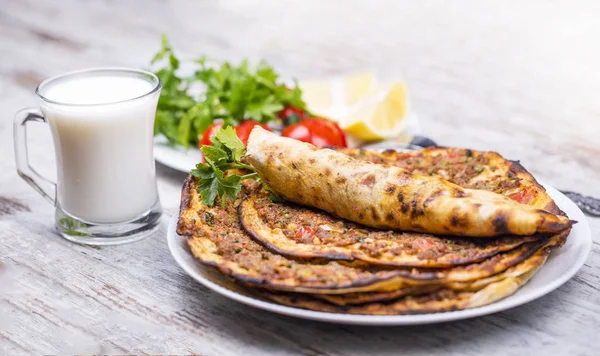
(0, 0, 599, 355)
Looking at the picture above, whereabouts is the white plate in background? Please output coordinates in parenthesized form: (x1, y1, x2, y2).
(154, 135, 201, 173)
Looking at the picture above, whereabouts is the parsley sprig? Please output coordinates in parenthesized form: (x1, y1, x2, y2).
(190, 127, 257, 207)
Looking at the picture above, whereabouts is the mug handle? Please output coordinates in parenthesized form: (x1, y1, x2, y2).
(14, 108, 57, 205)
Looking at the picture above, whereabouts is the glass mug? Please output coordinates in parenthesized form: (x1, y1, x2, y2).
(14, 68, 163, 245)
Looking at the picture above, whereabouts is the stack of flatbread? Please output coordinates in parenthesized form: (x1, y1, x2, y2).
(177, 128, 573, 315)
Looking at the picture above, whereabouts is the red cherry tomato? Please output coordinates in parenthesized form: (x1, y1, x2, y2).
(199, 122, 224, 162)
(200, 122, 224, 147)
(279, 106, 306, 119)
(303, 118, 347, 147)
(235, 120, 272, 145)
(278, 106, 307, 126)
(282, 118, 347, 148)
(281, 123, 312, 143)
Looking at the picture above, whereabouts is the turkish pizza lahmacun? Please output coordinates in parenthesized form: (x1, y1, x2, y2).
(245, 127, 572, 237)
(177, 129, 573, 314)
(237, 144, 570, 267)
(239, 193, 543, 268)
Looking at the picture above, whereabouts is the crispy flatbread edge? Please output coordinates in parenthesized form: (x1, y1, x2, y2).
(310, 248, 549, 306)
(257, 262, 544, 315)
(185, 234, 550, 295)
(238, 193, 543, 268)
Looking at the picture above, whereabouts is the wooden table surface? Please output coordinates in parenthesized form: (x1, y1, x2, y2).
(1, 1, 599, 355)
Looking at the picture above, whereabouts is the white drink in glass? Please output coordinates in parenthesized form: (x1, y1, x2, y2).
(40, 74, 160, 223)
(15, 67, 163, 245)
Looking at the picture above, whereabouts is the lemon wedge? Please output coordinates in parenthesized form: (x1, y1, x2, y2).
(299, 71, 377, 117)
(344, 71, 377, 106)
(341, 81, 408, 141)
(299, 73, 409, 142)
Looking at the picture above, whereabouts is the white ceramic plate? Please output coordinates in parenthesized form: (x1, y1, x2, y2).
(166, 184, 591, 325)
(154, 135, 202, 173)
